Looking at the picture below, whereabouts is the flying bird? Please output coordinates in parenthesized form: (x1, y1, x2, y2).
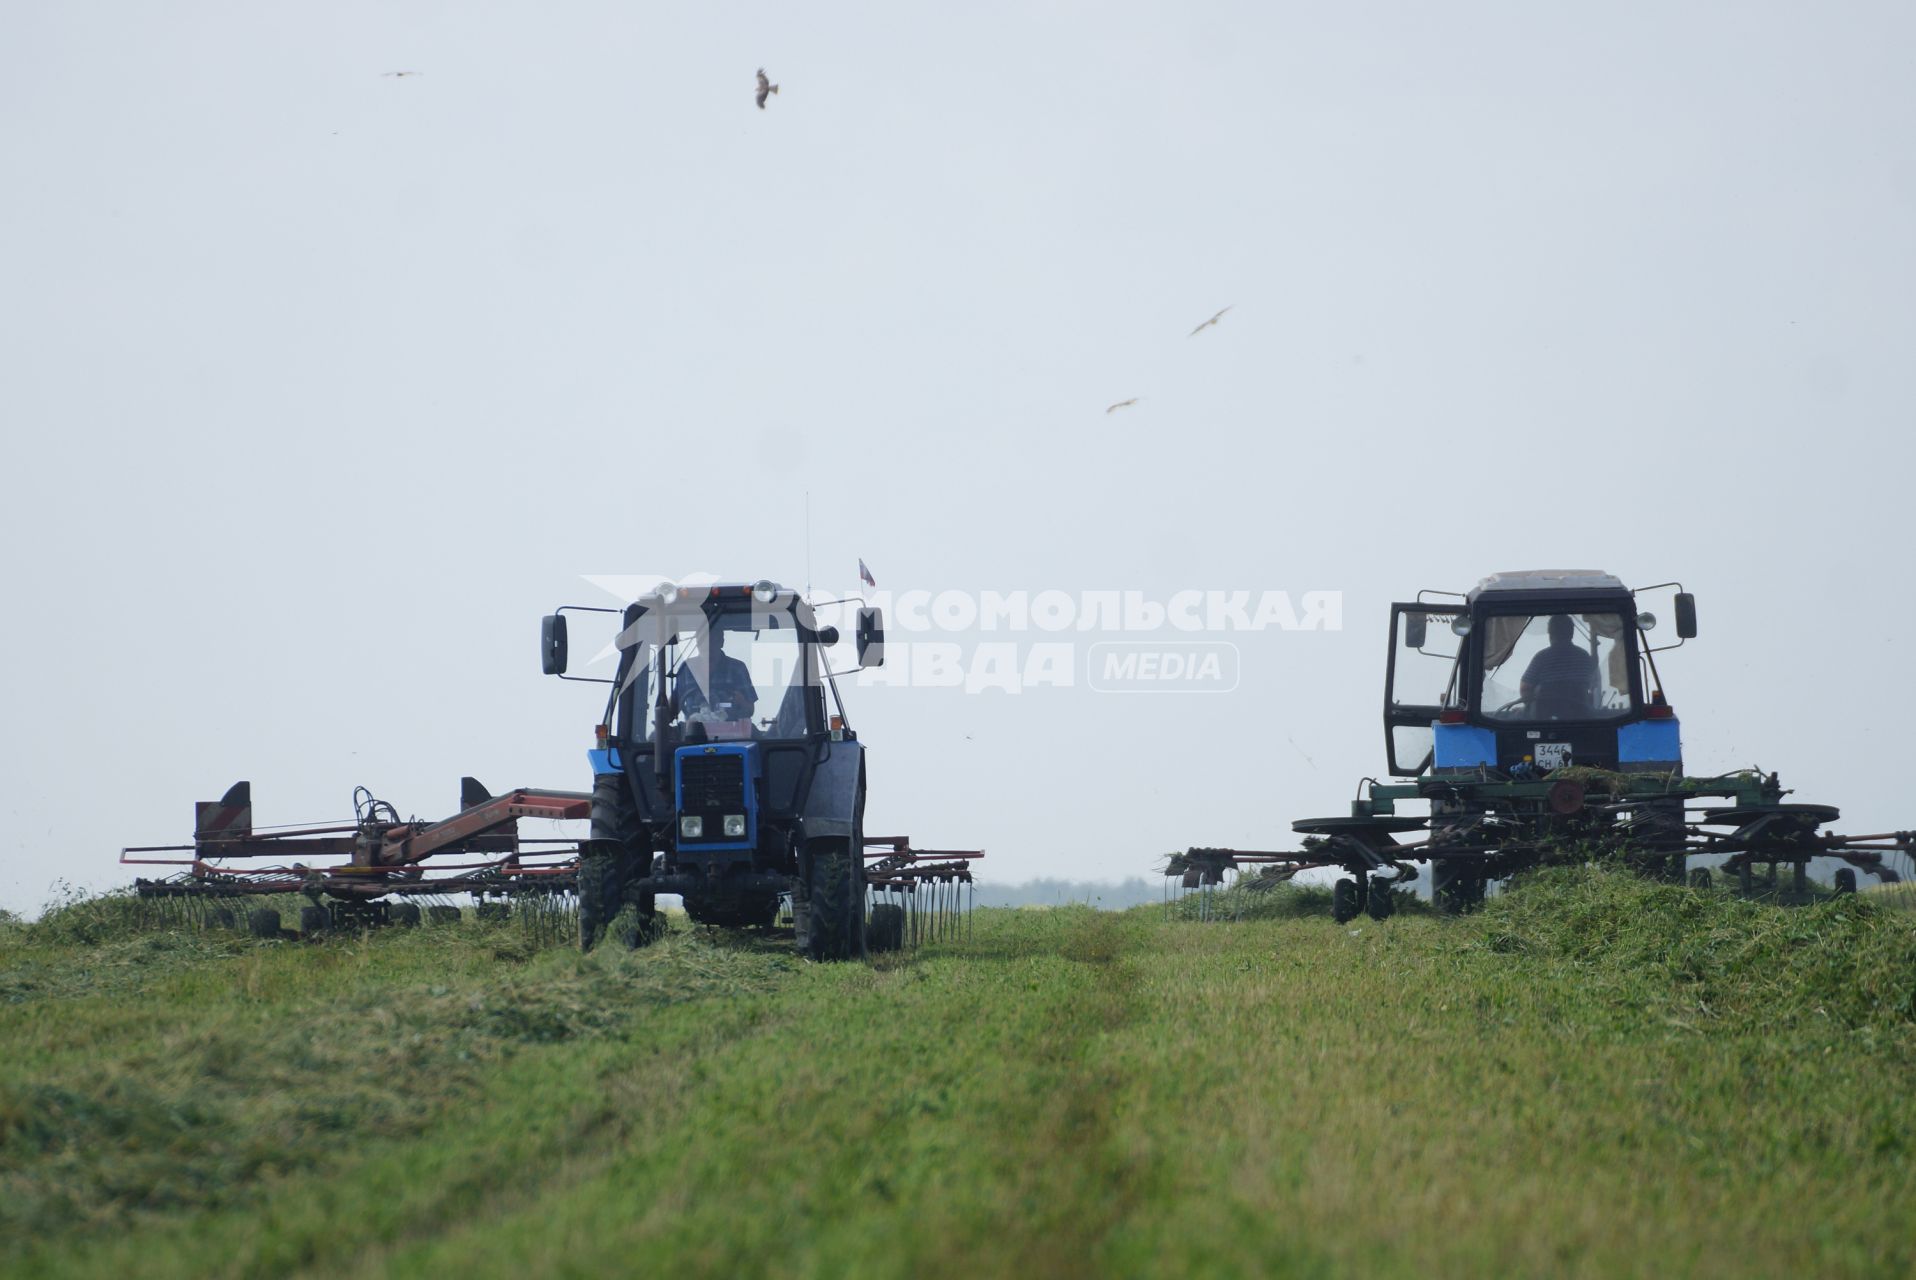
(1106, 398, 1139, 414)
(1188, 305, 1233, 336)
(756, 68, 780, 109)
(381, 71, 422, 78)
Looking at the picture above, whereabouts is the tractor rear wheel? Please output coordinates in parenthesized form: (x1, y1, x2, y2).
(1332, 878, 1359, 924)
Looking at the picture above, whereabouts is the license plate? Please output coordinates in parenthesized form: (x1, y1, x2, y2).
(1535, 742, 1572, 770)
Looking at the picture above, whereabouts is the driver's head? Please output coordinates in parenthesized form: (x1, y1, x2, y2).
(709, 626, 728, 652)
(1548, 614, 1575, 645)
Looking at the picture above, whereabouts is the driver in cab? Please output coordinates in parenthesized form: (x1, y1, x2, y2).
(675, 627, 758, 723)
(1519, 614, 1598, 719)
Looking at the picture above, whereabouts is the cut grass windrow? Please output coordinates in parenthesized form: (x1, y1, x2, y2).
(2, 868, 1912, 1278)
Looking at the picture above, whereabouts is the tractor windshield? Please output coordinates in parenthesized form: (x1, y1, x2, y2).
(623, 605, 819, 743)
(1478, 611, 1632, 722)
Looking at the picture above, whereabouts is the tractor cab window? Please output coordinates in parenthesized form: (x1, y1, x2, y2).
(627, 607, 818, 743)
(1391, 608, 1466, 710)
(668, 613, 812, 740)
(1479, 611, 1632, 722)
(1385, 605, 1467, 774)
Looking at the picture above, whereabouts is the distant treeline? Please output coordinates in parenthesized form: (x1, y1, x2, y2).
(969, 878, 1164, 909)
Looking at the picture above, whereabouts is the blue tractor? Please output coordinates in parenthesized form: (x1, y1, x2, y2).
(541, 580, 904, 959)
(1171, 571, 1909, 920)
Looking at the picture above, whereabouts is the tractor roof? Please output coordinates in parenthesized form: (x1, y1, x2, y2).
(631, 581, 791, 607)
(1468, 570, 1626, 602)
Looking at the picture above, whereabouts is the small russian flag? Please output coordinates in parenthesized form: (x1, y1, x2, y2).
(858, 558, 876, 588)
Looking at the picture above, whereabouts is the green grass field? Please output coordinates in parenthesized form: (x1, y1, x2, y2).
(4, 869, 1913, 1278)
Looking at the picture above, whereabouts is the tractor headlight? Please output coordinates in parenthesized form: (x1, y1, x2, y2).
(1450, 615, 1473, 636)
(751, 580, 779, 604)
(657, 581, 679, 605)
(679, 815, 703, 839)
(1637, 611, 1657, 631)
(723, 814, 747, 837)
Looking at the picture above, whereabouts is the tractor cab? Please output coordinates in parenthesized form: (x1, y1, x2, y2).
(539, 580, 886, 870)
(1383, 571, 1696, 778)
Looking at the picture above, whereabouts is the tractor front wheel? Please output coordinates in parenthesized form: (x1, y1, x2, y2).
(577, 852, 626, 952)
(804, 842, 866, 961)
(582, 773, 657, 951)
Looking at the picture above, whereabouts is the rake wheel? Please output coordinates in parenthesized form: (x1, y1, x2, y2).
(868, 903, 906, 952)
(1332, 878, 1359, 924)
(298, 904, 331, 940)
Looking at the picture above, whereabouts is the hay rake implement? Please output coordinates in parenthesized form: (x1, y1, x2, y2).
(122, 779, 592, 937)
(1166, 778, 1914, 923)
(864, 838, 980, 947)
(1163, 848, 1335, 921)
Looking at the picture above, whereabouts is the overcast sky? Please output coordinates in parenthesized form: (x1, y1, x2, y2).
(3, 2, 1914, 913)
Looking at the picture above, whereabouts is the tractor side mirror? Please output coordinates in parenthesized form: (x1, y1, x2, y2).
(856, 607, 886, 668)
(1403, 611, 1428, 650)
(541, 614, 569, 675)
(1674, 592, 1698, 639)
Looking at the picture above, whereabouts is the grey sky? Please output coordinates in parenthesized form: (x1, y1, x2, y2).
(3, 3, 1914, 912)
